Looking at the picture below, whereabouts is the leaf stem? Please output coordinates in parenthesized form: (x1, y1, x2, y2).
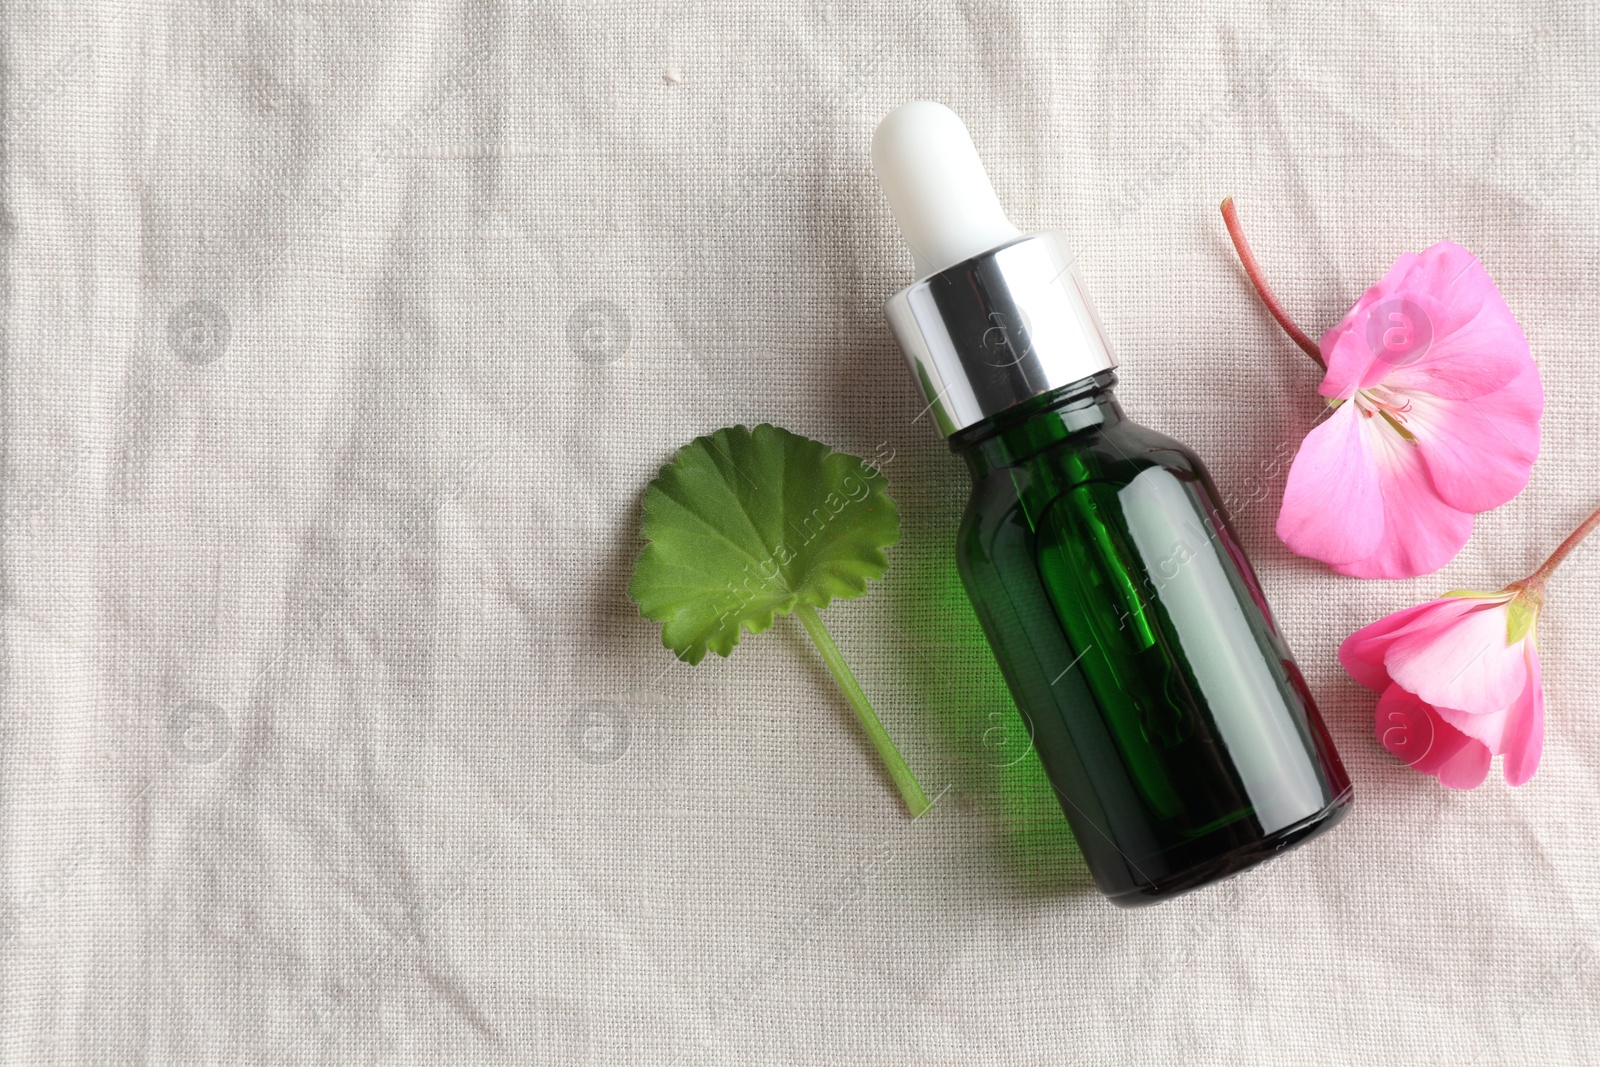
(794, 603, 931, 818)
(1220, 197, 1325, 368)
(1523, 502, 1600, 593)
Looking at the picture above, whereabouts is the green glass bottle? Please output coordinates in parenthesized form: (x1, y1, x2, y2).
(874, 102, 1351, 905)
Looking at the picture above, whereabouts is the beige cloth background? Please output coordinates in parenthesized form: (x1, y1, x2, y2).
(3, 1, 1598, 1063)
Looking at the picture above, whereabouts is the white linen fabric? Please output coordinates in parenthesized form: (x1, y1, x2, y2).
(3, 2, 1598, 1063)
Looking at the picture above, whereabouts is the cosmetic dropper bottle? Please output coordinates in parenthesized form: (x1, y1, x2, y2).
(872, 101, 1352, 906)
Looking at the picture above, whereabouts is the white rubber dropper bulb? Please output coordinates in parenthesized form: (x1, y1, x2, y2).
(871, 101, 1023, 278)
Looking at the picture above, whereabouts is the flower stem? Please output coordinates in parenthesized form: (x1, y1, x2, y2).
(794, 603, 931, 818)
(1220, 197, 1325, 368)
(1523, 502, 1600, 592)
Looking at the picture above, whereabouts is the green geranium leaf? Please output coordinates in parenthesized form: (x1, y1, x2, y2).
(628, 423, 926, 816)
(629, 423, 899, 663)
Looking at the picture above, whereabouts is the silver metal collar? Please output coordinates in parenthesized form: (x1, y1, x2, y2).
(884, 231, 1116, 436)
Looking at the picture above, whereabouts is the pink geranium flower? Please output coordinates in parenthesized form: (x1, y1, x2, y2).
(1337, 503, 1600, 789)
(1222, 203, 1543, 579)
(1340, 591, 1542, 788)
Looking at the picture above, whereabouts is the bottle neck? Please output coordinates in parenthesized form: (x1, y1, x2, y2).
(950, 370, 1124, 478)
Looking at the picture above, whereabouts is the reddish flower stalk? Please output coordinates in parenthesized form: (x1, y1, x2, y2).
(1220, 197, 1324, 367)
(1523, 503, 1600, 593)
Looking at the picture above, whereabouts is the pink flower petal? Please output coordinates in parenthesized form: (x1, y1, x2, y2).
(1436, 703, 1510, 751)
(1500, 643, 1544, 786)
(1412, 629, 1542, 784)
(1318, 313, 1387, 402)
(1319, 243, 1531, 402)
(1318, 249, 1430, 400)
(1380, 255, 1531, 401)
(1276, 403, 1384, 566)
(1385, 602, 1528, 714)
(1375, 683, 1490, 788)
(1329, 422, 1474, 579)
(1375, 682, 1438, 765)
(1435, 735, 1493, 789)
(1406, 363, 1542, 514)
(1338, 596, 1485, 693)
(1393, 243, 1501, 337)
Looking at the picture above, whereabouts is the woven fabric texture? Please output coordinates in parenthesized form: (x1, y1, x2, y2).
(3, 1, 1598, 1063)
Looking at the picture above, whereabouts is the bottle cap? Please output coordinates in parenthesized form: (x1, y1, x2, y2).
(873, 101, 1116, 436)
